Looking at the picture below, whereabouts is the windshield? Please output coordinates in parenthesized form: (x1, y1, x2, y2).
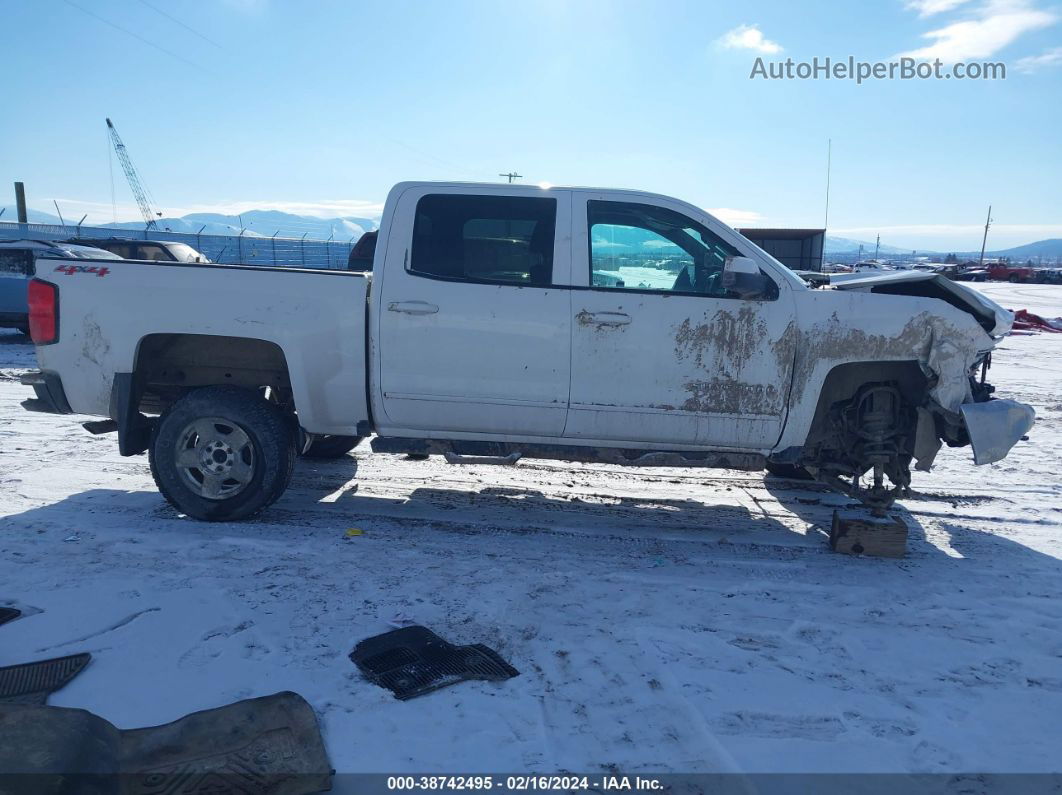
(40, 244, 122, 260)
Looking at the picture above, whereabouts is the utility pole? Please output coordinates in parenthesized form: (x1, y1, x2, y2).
(978, 205, 992, 267)
(14, 182, 28, 223)
(874, 234, 880, 260)
(823, 138, 831, 230)
(499, 172, 523, 184)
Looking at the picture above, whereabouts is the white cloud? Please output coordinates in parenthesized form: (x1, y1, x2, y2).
(899, 0, 1057, 63)
(1014, 45, 1062, 71)
(706, 207, 765, 226)
(905, 0, 974, 17)
(717, 24, 783, 54)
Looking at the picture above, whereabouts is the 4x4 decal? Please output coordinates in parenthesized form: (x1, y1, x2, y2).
(53, 264, 110, 277)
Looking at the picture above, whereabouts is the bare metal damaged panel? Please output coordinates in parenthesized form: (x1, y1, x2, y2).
(960, 399, 1036, 465)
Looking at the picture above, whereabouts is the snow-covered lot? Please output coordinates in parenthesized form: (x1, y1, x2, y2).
(1, 283, 1060, 777)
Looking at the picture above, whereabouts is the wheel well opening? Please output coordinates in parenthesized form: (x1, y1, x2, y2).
(801, 360, 928, 451)
(133, 333, 293, 415)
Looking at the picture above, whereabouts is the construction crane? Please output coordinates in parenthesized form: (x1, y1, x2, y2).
(106, 117, 161, 229)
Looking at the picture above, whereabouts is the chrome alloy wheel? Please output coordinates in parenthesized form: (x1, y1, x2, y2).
(174, 417, 255, 500)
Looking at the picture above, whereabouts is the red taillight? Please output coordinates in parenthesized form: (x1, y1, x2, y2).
(28, 279, 59, 345)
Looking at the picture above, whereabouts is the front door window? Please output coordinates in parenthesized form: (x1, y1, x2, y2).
(588, 200, 775, 300)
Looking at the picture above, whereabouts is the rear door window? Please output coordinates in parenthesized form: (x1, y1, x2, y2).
(410, 194, 557, 286)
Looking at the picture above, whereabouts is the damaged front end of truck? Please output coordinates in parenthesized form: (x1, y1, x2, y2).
(780, 271, 1036, 515)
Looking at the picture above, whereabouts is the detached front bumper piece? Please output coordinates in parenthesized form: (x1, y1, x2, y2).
(960, 399, 1036, 465)
(19, 370, 72, 415)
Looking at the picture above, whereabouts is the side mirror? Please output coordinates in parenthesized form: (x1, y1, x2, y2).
(722, 256, 769, 299)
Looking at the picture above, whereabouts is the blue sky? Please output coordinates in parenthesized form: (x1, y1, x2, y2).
(1, 0, 1059, 249)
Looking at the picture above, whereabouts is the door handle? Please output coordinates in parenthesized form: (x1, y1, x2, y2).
(388, 301, 439, 315)
(579, 311, 631, 327)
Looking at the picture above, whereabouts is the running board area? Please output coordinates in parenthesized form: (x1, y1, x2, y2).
(371, 437, 765, 470)
(444, 451, 522, 466)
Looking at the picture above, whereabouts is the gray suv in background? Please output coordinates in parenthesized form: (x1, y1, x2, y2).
(68, 238, 210, 263)
(0, 240, 121, 333)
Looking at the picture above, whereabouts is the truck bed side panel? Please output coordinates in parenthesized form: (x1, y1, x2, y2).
(33, 260, 369, 435)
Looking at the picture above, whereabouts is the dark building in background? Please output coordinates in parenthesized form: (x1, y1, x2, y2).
(739, 228, 825, 272)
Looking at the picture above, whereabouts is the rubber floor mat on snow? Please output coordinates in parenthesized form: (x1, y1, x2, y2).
(0, 652, 91, 705)
(350, 625, 519, 700)
(0, 606, 21, 627)
(0, 690, 333, 794)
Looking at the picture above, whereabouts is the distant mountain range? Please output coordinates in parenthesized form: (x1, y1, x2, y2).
(823, 236, 916, 255)
(818, 235, 1062, 260)
(976, 238, 1062, 259)
(0, 206, 379, 240)
(109, 209, 380, 240)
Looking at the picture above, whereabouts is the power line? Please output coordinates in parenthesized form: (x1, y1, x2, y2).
(137, 0, 223, 49)
(62, 0, 214, 75)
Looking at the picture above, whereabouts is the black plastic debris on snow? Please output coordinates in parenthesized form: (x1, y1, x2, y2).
(0, 607, 21, 628)
(0, 653, 92, 704)
(0, 691, 333, 793)
(351, 625, 519, 700)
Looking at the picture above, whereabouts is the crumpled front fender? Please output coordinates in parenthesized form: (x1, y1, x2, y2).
(959, 399, 1036, 465)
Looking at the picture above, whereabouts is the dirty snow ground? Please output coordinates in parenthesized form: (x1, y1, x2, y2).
(1, 283, 1060, 779)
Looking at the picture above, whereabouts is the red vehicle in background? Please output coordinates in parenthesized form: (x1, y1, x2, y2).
(987, 262, 1036, 282)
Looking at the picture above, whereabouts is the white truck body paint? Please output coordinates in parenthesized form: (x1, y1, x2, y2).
(35, 262, 369, 435)
(30, 181, 1033, 474)
(372, 183, 573, 437)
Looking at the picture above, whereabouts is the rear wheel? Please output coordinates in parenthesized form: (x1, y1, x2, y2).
(149, 385, 296, 521)
(302, 434, 363, 459)
(1009, 274, 1020, 283)
(764, 461, 815, 480)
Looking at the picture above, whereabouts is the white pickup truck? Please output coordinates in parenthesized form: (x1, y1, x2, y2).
(21, 181, 1035, 521)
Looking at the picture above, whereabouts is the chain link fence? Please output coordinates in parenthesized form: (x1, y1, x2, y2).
(0, 221, 359, 269)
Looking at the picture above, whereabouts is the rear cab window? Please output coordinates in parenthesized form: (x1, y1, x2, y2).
(410, 194, 557, 286)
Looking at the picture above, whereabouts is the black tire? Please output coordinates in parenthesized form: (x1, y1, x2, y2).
(301, 434, 363, 459)
(149, 385, 296, 521)
(405, 453, 430, 461)
(764, 461, 816, 480)
(1008, 274, 1020, 283)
